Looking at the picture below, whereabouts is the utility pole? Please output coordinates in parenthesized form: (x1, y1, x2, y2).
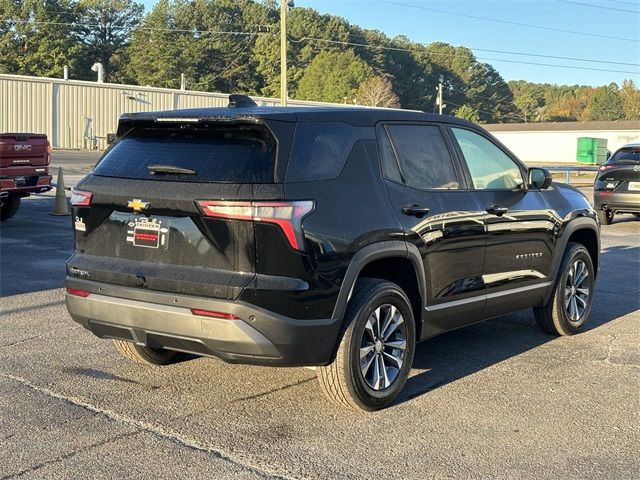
(280, 0, 289, 106)
(436, 79, 444, 115)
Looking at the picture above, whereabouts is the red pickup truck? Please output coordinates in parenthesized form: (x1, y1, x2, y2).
(0, 133, 53, 220)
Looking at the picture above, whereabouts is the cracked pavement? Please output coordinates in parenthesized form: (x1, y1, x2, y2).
(0, 158, 638, 479)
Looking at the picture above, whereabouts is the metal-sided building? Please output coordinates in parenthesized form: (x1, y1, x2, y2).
(2, 73, 639, 163)
(0, 73, 334, 150)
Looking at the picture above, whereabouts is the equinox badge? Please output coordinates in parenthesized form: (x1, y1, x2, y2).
(127, 198, 150, 212)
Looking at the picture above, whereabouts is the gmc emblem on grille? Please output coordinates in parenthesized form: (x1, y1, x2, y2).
(13, 144, 32, 152)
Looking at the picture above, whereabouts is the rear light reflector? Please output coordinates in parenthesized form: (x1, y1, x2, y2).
(191, 309, 240, 320)
(197, 200, 314, 251)
(599, 165, 615, 172)
(599, 191, 613, 197)
(70, 189, 92, 206)
(66, 288, 91, 297)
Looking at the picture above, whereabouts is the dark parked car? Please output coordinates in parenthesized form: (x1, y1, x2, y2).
(593, 143, 640, 224)
(65, 98, 600, 411)
(0, 133, 53, 220)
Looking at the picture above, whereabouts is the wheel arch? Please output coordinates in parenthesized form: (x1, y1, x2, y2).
(332, 241, 426, 338)
(544, 217, 600, 303)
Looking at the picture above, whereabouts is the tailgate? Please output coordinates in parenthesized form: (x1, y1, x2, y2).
(68, 120, 288, 300)
(0, 133, 50, 167)
(68, 176, 263, 299)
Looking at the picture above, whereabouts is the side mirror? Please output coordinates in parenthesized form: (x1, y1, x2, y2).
(528, 167, 552, 190)
(106, 133, 117, 145)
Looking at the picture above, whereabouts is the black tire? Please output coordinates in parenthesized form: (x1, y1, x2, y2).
(597, 209, 613, 225)
(317, 278, 416, 411)
(533, 242, 595, 336)
(113, 340, 181, 366)
(0, 197, 20, 221)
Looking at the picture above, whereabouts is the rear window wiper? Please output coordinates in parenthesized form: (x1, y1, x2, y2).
(147, 164, 196, 175)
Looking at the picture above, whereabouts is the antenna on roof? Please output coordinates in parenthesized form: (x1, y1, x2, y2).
(228, 94, 258, 108)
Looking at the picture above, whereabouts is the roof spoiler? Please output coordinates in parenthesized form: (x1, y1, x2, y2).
(228, 94, 258, 108)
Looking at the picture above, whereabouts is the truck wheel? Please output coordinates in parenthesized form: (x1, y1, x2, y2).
(0, 197, 21, 221)
(597, 209, 613, 225)
(318, 278, 416, 411)
(113, 340, 181, 366)
(533, 242, 595, 336)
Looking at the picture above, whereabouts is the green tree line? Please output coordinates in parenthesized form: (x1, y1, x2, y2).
(1, 0, 638, 123)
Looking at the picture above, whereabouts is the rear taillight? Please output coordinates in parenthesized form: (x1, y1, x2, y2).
(191, 309, 240, 320)
(70, 189, 92, 206)
(599, 165, 615, 172)
(197, 200, 314, 251)
(66, 288, 91, 297)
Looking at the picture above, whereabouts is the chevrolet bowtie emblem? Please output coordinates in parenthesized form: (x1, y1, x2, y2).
(127, 199, 150, 212)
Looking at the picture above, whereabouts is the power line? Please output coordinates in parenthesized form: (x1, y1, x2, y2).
(605, 0, 640, 6)
(291, 36, 640, 75)
(6, 17, 637, 69)
(4, 18, 639, 75)
(188, 37, 255, 88)
(376, 0, 639, 43)
(341, 29, 640, 66)
(37, 9, 278, 30)
(557, 0, 640, 13)
(468, 47, 640, 67)
(445, 100, 525, 123)
(1, 19, 272, 36)
(448, 87, 512, 105)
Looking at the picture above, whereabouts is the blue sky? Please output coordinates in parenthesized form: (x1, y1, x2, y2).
(142, 0, 640, 87)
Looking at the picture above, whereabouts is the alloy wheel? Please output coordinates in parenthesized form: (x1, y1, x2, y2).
(564, 259, 590, 322)
(359, 304, 407, 391)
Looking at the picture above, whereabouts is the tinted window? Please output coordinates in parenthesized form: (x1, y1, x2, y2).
(286, 122, 370, 182)
(608, 147, 640, 164)
(386, 124, 459, 190)
(378, 128, 402, 183)
(93, 126, 276, 183)
(451, 127, 524, 190)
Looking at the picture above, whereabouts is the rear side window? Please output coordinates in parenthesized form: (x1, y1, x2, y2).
(386, 124, 460, 190)
(286, 122, 371, 182)
(93, 125, 276, 183)
(378, 128, 403, 183)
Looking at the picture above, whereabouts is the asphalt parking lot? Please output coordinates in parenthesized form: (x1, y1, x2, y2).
(0, 152, 638, 479)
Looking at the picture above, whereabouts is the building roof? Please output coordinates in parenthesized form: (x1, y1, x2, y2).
(484, 120, 640, 132)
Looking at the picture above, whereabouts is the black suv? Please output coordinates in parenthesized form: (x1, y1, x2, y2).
(66, 99, 600, 411)
(593, 143, 640, 224)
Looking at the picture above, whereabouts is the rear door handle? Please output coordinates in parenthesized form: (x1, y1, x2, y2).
(486, 205, 509, 216)
(402, 205, 430, 217)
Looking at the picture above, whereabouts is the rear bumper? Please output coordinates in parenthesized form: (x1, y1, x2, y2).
(65, 278, 342, 366)
(594, 190, 640, 213)
(0, 175, 53, 196)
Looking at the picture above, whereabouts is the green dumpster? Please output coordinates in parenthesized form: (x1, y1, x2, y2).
(577, 137, 608, 165)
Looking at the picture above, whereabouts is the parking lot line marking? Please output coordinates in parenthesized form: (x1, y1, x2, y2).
(0, 371, 296, 480)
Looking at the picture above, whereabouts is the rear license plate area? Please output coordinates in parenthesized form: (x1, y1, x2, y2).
(126, 217, 169, 249)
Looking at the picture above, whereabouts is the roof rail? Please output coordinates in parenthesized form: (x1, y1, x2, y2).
(228, 94, 258, 108)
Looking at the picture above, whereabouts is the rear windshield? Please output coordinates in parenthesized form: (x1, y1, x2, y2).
(607, 147, 640, 164)
(93, 124, 276, 183)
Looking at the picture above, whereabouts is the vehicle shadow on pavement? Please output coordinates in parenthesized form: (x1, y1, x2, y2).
(398, 244, 640, 406)
(0, 197, 74, 297)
